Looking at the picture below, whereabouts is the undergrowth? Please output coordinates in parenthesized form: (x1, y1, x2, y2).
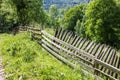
(0, 32, 94, 80)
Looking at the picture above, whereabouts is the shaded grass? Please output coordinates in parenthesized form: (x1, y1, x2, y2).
(0, 32, 94, 80)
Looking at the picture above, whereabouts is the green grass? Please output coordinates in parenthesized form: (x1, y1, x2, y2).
(0, 32, 94, 80)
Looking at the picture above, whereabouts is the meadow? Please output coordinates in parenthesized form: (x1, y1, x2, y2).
(0, 32, 94, 80)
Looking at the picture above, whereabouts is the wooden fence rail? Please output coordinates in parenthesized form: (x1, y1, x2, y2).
(27, 27, 120, 80)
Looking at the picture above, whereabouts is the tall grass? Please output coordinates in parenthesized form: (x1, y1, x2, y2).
(0, 32, 94, 80)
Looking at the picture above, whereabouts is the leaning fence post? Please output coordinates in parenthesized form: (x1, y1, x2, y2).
(94, 58, 99, 80)
(39, 29, 42, 44)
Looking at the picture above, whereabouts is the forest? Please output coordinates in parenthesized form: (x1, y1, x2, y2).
(0, 0, 120, 80)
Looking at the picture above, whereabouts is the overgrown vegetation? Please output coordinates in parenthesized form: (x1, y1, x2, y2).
(0, 0, 47, 32)
(84, 0, 120, 48)
(0, 33, 94, 80)
(0, 0, 120, 79)
(62, 0, 120, 49)
(1, 0, 120, 49)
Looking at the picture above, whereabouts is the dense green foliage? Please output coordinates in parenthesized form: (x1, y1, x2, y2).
(0, 0, 120, 79)
(1, 0, 120, 49)
(0, 0, 47, 32)
(0, 0, 18, 32)
(84, 0, 120, 48)
(11, 0, 46, 25)
(48, 5, 59, 28)
(0, 33, 94, 80)
(60, 0, 120, 48)
(63, 4, 85, 31)
(74, 20, 84, 36)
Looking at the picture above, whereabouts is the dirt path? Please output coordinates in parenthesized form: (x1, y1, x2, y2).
(0, 37, 5, 80)
(0, 57, 5, 80)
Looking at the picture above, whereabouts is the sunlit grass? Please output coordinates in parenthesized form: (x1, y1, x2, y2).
(0, 32, 94, 80)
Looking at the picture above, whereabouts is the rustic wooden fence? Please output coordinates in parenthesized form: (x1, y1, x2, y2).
(27, 27, 120, 80)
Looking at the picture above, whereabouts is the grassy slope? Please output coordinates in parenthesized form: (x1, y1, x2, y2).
(0, 32, 94, 80)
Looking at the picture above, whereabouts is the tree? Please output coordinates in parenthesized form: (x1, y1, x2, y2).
(63, 4, 85, 31)
(49, 5, 59, 28)
(0, 0, 18, 32)
(0, 0, 47, 32)
(84, 0, 120, 48)
(49, 5, 58, 19)
(11, 0, 46, 26)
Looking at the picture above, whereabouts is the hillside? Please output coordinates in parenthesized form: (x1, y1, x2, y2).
(43, 0, 90, 11)
(0, 32, 93, 80)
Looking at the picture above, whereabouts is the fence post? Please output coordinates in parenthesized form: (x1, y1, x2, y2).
(39, 30, 42, 44)
(94, 59, 99, 80)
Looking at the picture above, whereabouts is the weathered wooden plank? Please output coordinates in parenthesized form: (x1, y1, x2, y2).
(41, 30, 95, 59)
(69, 35, 77, 44)
(113, 56, 120, 78)
(70, 36, 81, 53)
(103, 48, 113, 63)
(32, 36, 41, 41)
(61, 30, 68, 41)
(92, 43, 101, 56)
(78, 39, 88, 49)
(95, 58, 120, 74)
(72, 36, 80, 46)
(82, 40, 93, 62)
(95, 68, 117, 80)
(77, 39, 89, 61)
(65, 32, 73, 42)
(62, 31, 73, 49)
(103, 49, 114, 73)
(73, 37, 84, 55)
(82, 40, 91, 50)
(88, 43, 96, 55)
(54, 29, 58, 37)
(31, 31, 41, 35)
(84, 42, 97, 63)
(85, 41, 94, 51)
(107, 50, 116, 74)
(56, 28, 61, 39)
(99, 46, 110, 60)
(66, 35, 78, 52)
(96, 44, 105, 59)
(27, 27, 41, 31)
(42, 35, 93, 65)
(103, 47, 112, 61)
(58, 29, 64, 40)
(64, 31, 72, 42)
(94, 47, 120, 79)
(109, 51, 118, 77)
(115, 55, 120, 69)
(75, 37, 84, 48)
(99, 47, 112, 72)
(41, 43, 77, 69)
(41, 37, 94, 70)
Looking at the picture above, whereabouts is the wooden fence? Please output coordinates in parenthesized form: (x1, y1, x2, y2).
(27, 27, 120, 80)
